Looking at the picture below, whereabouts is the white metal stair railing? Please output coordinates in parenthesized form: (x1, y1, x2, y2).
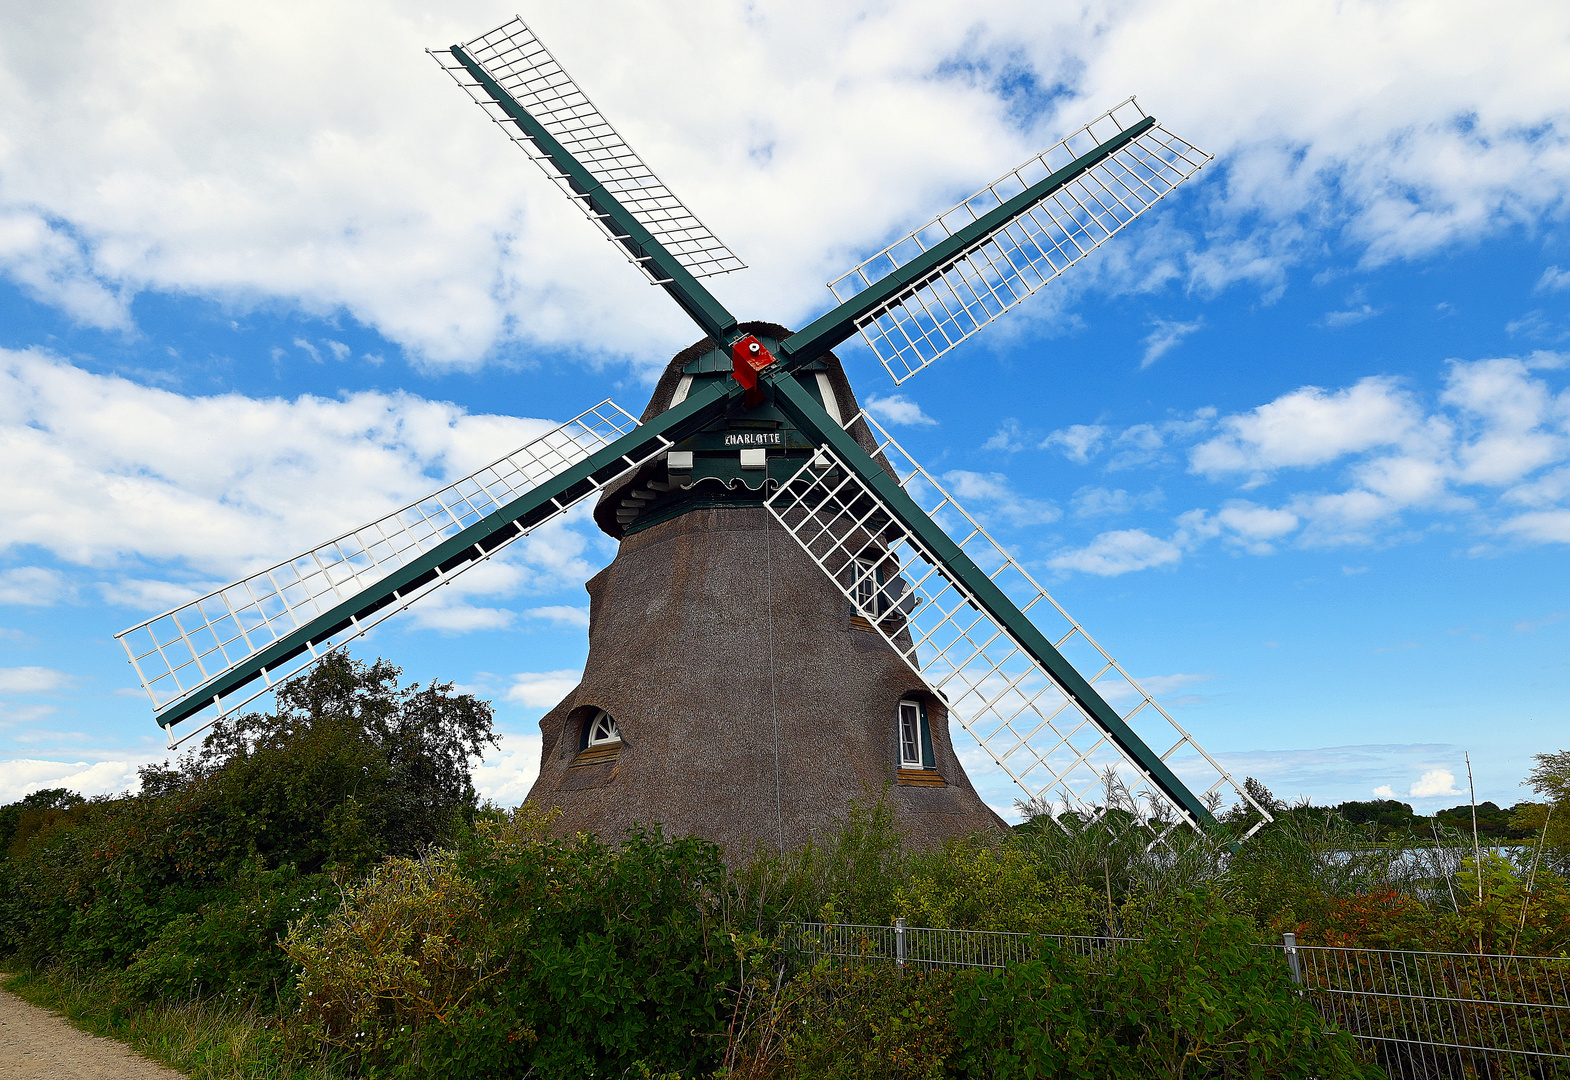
(429, 18, 747, 283)
(117, 400, 661, 747)
(828, 98, 1211, 384)
(765, 410, 1270, 838)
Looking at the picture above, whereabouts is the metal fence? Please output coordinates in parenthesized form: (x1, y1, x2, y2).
(784, 919, 1136, 972)
(1279, 936, 1570, 1079)
(787, 922, 1570, 1079)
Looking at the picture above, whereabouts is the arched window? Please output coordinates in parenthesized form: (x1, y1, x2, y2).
(897, 698, 933, 770)
(585, 708, 621, 746)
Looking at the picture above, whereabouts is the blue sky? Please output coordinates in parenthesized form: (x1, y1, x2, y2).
(1, 0, 1567, 820)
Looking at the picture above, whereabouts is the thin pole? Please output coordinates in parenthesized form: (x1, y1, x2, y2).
(1467, 751, 1482, 952)
(1513, 803, 1553, 954)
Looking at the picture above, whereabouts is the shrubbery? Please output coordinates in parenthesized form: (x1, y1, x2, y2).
(3, 655, 1569, 1077)
(0, 653, 495, 999)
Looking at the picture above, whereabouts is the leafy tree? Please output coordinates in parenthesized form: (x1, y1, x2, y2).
(0, 787, 83, 857)
(0, 653, 496, 999)
(1512, 750, 1570, 878)
(178, 652, 497, 873)
(1434, 801, 1538, 842)
(1334, 799, 1420, 840)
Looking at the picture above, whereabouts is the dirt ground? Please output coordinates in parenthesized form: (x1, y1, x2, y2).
(0, 985, 184, 1079)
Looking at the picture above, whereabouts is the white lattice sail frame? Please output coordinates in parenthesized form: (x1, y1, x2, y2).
(430, 18, 746, 282)
(829, 99, 1211, 383)
(117, 400, 662, 746)
(766, 412, 1269, 837)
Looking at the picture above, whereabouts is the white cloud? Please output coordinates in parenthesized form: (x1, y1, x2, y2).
(1141, 317, 1203, 368)
(0, 347, 600, 589)
(1095, 671, 1210, 703)
(0, 567, 69, 606)
(1041, 424, 1106, 463)
(1499, 510, 1570, 543)
(526, 605, 591, 629)
(941, 470, 1060, 526)
(1049, 528, 1182, 576)
(1318, 289, 1382, 329)
(506, 670, 582, 710)
(1409, 768, 1463, 798)
(1190, 376, 1422, 477)
(0, 667, 73, 694)
(1213, 501, 1300, 553)
(1372, 784, 1397, 799)
(1070, 486, 1162, 518)
(1537, 266, 1570, 293)
(983, 419, 1028, 453)
(471, 730, 544, 808)
(0, 2, 1566, 366)
(1442, 357, 1566, 486)
(1041, 354, 1570, 573)
(865, 394, 938, 426)
(97, 577, 219, 612)
(0, 757, 146, 803)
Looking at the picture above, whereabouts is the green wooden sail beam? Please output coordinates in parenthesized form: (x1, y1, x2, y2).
(148, 379, 743, 730)
(766, 372, 1217, 828)
(774, 117, 1157, 371)
(449, 44, 740, 347)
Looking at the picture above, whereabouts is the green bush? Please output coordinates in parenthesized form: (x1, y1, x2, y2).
(287, 811, 737, 1079)
(1088, 893, 1379, 1078)
(285, 849, 506, 1071)
(948, 949, 1115, 1079)
(896, 835, 1097, 936)
(763, 961, 956, 1080)
(0, 653, 494, 1006)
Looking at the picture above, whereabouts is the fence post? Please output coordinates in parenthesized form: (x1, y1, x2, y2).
(895, 918, 907, 974)
(1282, 932, 1302, 985)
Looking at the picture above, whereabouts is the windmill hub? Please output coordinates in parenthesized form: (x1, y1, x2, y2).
(593, 324, 836, 540)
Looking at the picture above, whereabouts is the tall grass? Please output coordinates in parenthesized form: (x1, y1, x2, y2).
(1, 967, 341, 1080)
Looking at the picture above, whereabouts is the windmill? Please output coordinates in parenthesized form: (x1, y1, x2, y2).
(115, 16, 1272, 850)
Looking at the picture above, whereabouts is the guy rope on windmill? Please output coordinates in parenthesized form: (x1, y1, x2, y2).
(114, 16, 1272, 852)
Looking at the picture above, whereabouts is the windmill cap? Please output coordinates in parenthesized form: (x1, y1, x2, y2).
(590, 321, 893, 539)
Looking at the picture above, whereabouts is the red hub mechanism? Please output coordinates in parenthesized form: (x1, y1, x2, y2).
(730, 334, 776, 407)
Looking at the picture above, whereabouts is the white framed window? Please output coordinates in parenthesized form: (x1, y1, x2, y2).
(853, 558, 879, 614)
(585, 708, 621, 746)
(898, 699, 927, 768)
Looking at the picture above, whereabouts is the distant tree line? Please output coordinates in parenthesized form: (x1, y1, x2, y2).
(1272, 797, 1544, 844)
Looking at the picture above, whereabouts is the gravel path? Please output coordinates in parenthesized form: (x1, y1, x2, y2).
(0, 985, 184, 1079)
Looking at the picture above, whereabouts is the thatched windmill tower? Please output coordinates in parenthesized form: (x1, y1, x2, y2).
(526, 323, 1003, 852)
(115, 19, 1272, 858)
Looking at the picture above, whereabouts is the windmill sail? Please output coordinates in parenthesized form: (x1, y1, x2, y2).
(824, 99, 1210, 383)
(765, 406, 1268, 836)
(431, 18, 746, 283)
(116, 400, 669, 743)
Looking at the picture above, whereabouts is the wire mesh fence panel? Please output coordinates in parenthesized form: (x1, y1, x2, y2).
(827, 98, 1210, 383)
(1279, 944, 1570, 1079)
(116, 400, 664, 743)
(766, 415, 1269, 840)
(784, 922, 1138, 973)
(788, 923, 1570, 1077)
(431, 19, 746, 282)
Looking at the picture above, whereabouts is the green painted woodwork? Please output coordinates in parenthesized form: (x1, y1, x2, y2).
(776, 117, 1158, 369)
(449, 45, 739, 346)
(152, 379, 744, 730)
(917, 699, 936, 770)
(767, 374, 1216, 828)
